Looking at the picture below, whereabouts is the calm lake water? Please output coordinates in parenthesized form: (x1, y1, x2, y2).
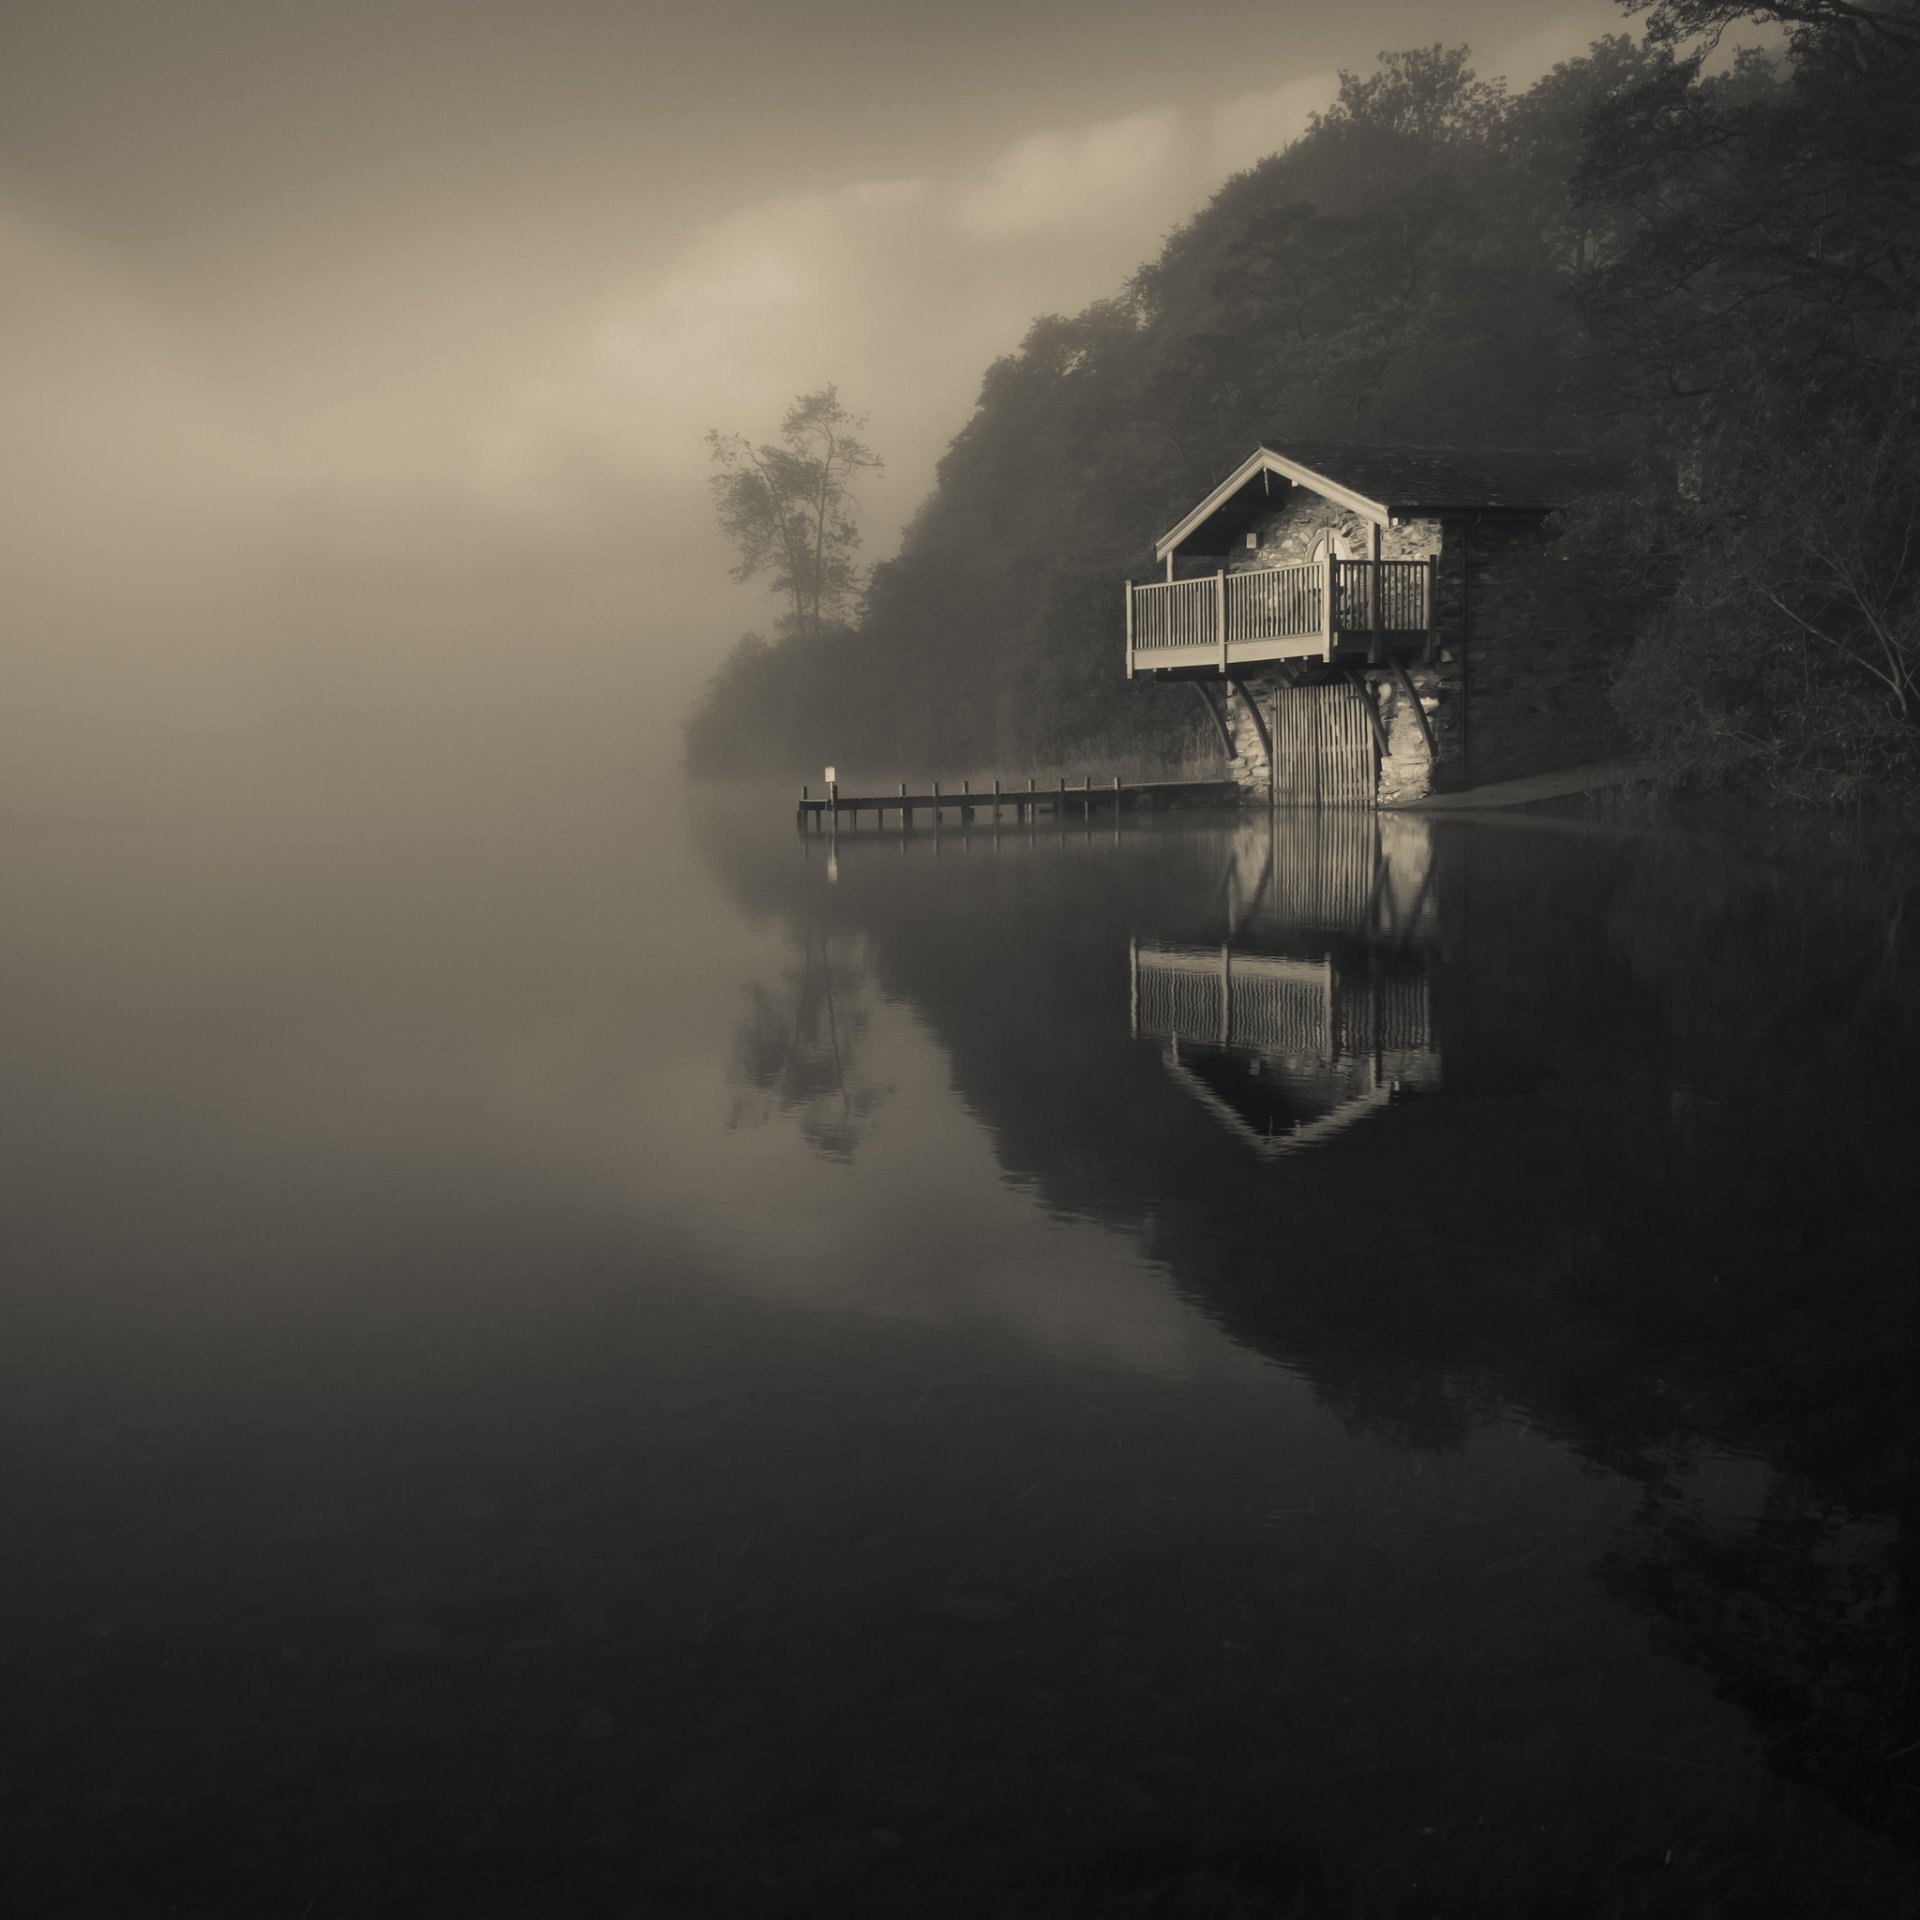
(4, 785, 1917, 1918)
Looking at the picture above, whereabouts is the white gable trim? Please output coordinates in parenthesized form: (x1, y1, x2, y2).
(1153, 448, 1389, 562)
(1161, 1045, 1396, 1159)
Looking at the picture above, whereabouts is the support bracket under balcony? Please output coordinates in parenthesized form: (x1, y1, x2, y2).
(1226, 676, 1274, 774)
(1388, 658, 1439, 765)
(1190, 680, 1235, 760)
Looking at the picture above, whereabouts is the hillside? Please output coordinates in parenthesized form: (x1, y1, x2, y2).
(688, 13, 1920, 808)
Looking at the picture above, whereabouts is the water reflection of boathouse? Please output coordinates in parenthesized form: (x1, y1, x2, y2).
(1129, 813, 1441, 1156)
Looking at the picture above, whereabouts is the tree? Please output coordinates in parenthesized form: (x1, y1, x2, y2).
(706, 387, 882, 642)
(1627, 0, 1920, 57)
(1311, 42, 1508, 148)
(1573, 14, 1920, 405)
(1562, 0, 1920, 799)
(1598, 392, 1920, 803)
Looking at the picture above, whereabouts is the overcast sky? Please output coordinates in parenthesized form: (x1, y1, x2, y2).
(1, 0, 1630, 806)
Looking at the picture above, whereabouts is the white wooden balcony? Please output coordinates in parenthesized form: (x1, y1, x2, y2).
(1125, 557, 1434, 677)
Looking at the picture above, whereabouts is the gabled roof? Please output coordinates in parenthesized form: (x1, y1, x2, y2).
(1162, 1044, 1398, 1161)
(1265, 441, 1623, 514)
(1155, 440, 1623, 561)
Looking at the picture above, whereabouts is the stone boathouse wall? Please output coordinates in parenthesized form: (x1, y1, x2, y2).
(1184, 485, 1624, 803)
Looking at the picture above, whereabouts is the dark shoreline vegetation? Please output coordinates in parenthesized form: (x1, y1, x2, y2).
(684, 1, 1920, 815)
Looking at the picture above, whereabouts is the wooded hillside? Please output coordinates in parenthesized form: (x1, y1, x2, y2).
(687, 4, 1920, 807)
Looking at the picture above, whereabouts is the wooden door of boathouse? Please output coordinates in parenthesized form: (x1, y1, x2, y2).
(1269, 682, 1378, 808)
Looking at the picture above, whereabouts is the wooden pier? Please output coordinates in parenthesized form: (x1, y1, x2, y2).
(797, 775, 1239, 832)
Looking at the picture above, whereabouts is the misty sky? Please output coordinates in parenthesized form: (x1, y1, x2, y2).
(2, 0, 1629, 805)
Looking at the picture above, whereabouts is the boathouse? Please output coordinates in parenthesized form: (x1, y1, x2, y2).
(1124, 442, 1624, 804)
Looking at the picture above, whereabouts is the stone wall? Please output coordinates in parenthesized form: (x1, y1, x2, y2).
(1225, 488, 1442, 573)
(1178, 481, 1620, 802)
(1212, 661, 1460, 808)
(1375, 662, 1456, 805)
(1217, 669, 1283, 797)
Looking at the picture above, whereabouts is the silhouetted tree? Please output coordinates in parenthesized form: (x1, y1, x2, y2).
(706, 387, 883, 643)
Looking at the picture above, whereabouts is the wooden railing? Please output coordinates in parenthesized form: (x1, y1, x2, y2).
(1129, 575, 1220, 654)
(1225, 564, 1321, 641)
(1127, 558, 1433, 673)
(1333, 559, 1430, 633)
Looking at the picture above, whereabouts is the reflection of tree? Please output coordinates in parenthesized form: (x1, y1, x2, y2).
(730, 926, 890, 1161)
(1600, 1477, 1920, 1845)
(1572, 837, 1920, 1846)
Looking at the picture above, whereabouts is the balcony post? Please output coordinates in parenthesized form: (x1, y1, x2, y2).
(1367, 524, 1383, 666)
(1216, 569, 1228, 674)
(1124, 579, 1135, 678)
(1321, 551, 1335, 662)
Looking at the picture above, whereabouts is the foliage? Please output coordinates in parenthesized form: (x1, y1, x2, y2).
(1566, 0, 1920, 800)
(1628, 0, 1920, 55)
(680, 621, 867, 776)
(685, 11, 1920, 808)
(1574, 44, 1920, 403)
(706, 387, 882, 642)
(1595, 396, 1920, 803)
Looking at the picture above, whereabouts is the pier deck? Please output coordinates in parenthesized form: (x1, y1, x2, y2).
(797, 777, 1239, 832)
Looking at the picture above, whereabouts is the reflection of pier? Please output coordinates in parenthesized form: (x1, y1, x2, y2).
(1130, 812, 1441, 1157)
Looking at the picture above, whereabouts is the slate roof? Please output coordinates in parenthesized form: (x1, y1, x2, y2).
(1257, 440, 1625, 514)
